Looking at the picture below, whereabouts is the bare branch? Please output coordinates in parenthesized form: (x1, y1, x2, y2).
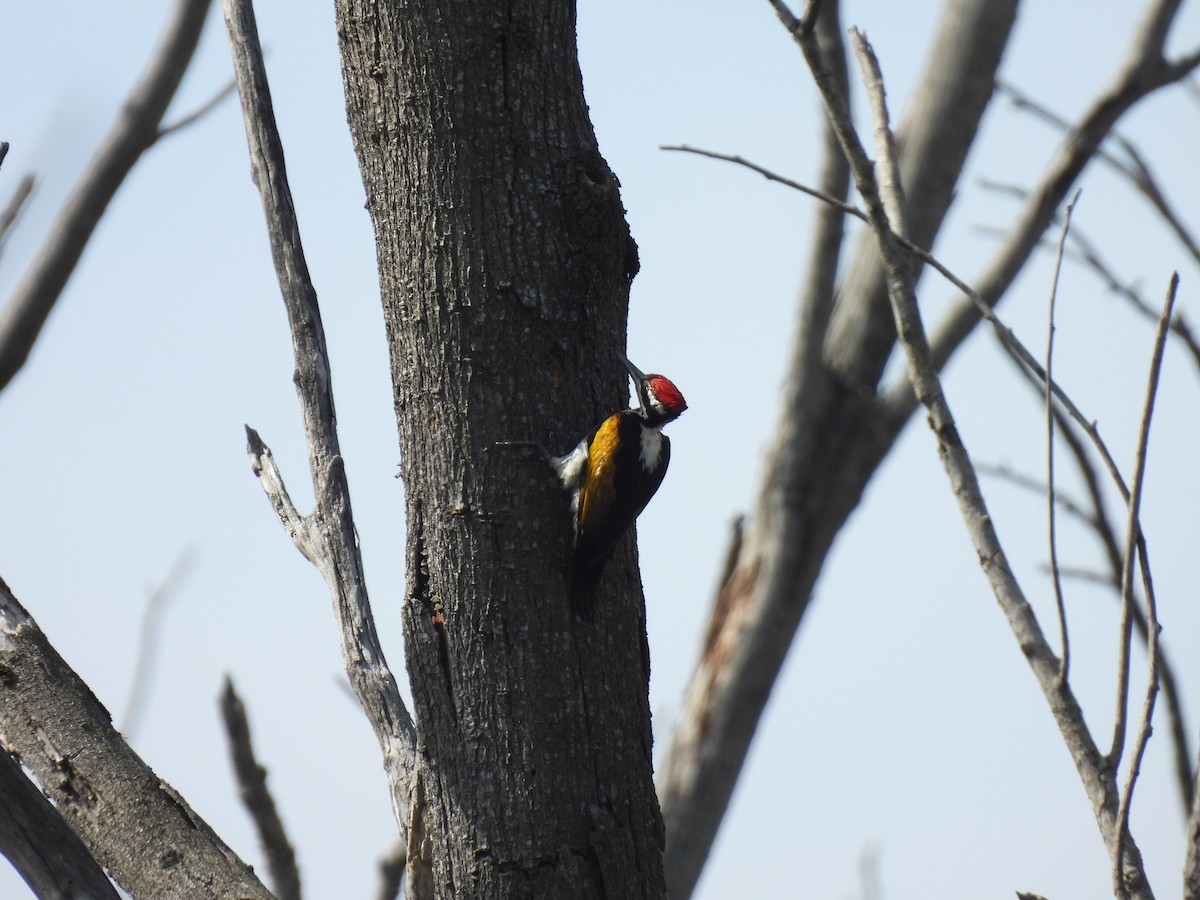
(826, 0, 1021, 390)
(158, 78, 240, 138)
(220, 676, 302, 900)
(918, 0, 1200, 413)
(978, 463, 1095, 529)
(662, 143, 1134, 517)
(122, 546, 197, 738)
(221, 0, 417, 840)
(1044, 192, 1080, 685)
(1004, 359, 1194, 815)
(0, 746, 120, 900)
(0, 576, 273, 898)
(671, 86, 1193, 855)
(0, 174, 35, 261)
(977, 179, 1200, 374)
(1110, 276, 1176, 769)
(997, 79, 1200, 266)
(850, 33, 905, 238)
(1112, 275, 1176, 895)
(0, 0, 212, 392)
(661, 145, 861, 220)
(660, 11, 853, 895)
(802, 18, 1153, 897)
(795, 0, 852, 368)
(660, 0, 1186, 892)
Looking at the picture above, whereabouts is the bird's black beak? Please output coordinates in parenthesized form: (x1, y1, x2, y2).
(619, 352, 651, 417)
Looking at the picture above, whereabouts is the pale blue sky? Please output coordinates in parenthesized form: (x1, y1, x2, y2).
(2, 1, 1199, 897)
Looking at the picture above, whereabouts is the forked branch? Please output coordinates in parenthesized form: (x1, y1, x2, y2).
(221, 0, 416, 840)
(1112, 275, 1176, 895)
(784, 11, 1154, 895)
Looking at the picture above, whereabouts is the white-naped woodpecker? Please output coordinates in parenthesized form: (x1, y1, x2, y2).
(503, 353, 688, 618)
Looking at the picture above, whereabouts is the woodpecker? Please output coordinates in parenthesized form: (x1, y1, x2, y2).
(552, 353, 688, 616)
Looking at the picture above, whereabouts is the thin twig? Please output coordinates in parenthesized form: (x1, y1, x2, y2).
(1112, 274, 1177, 896)
(851, 34, 905, 238)
(1045, 190, 1080, 686)
(0, 174, 35, 261)
(977, 462, 1095, 527)
(221, 0, 417, 837)
(663, 143, 1132, 516)
(1053, 566, 1120, 587)
(1004, 355, 1194, 815)
(661, 145, 862, 220)
(917, 2, 1200, 432)
(122, 546, 197, 738)
(1063, 225, 1200, 373)
(220, 676, 302, 900)
(159, 78, 239, 137)
(997, 80, 1200, 266)
(977, 178, 1200, 374)
(0, 0, 212, 392)
(792, 0, 851, 372)
(785, 12, 1154, 895)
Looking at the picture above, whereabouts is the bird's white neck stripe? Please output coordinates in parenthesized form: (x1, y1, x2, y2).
(640, 426, 663, 471)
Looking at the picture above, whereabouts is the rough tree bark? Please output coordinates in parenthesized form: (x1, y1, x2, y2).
(335, 2, 664, 897)
(0, 578, 272, 899)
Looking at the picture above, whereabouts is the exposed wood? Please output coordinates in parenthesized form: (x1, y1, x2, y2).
(221, 0, 418, 852)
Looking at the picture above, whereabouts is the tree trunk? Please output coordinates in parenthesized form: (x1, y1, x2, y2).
(335, 2, 664, 897)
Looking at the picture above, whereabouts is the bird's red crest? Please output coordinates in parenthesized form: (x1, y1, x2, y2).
(648, 375, 687, 415)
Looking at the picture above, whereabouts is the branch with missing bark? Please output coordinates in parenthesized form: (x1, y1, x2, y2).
(221, 0, 417, 850)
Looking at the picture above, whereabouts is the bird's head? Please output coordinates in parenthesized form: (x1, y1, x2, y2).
(620, 353, 687, 427)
